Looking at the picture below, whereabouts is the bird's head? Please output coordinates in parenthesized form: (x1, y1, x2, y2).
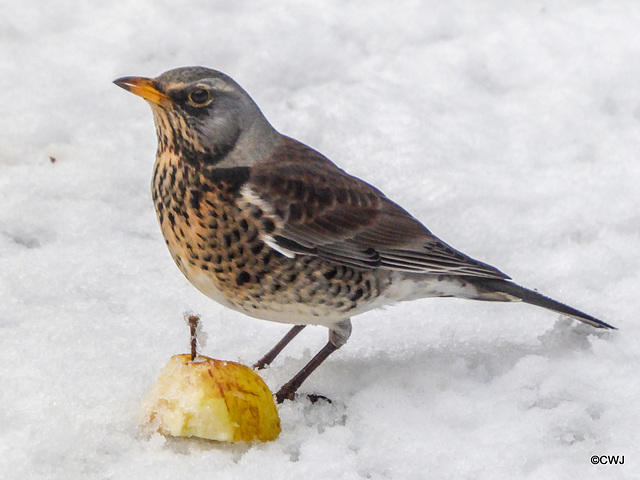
(114, 66, 279, 167)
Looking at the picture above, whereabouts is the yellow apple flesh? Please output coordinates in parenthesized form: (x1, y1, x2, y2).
(141, 354, 281, 442)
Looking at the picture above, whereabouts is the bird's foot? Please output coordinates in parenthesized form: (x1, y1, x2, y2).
(252, 358, 269, 370)
(306, 393, 332, 404)
(274, 388, 332, 404)
(274, 385, 296, 404)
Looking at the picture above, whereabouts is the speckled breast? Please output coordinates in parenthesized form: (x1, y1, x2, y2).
(151, 154, 389, 325)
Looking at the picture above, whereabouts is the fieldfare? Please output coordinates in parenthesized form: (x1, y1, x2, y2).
(115, 67, 613, 403)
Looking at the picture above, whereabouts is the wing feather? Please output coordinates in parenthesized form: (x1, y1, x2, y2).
(245, 137, 509, 280)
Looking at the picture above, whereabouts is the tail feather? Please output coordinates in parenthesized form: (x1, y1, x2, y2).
(472, 278, 616, 330)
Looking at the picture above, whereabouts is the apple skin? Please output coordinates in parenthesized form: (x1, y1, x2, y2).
(141, 354, 281, 442)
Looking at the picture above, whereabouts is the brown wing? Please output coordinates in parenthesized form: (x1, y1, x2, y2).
(246, 137, 509, 279)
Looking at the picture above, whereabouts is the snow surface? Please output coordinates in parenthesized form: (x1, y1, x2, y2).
(2, 1, 639, 479)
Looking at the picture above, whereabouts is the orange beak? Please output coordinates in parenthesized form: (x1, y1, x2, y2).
(113, 76, 170, 106)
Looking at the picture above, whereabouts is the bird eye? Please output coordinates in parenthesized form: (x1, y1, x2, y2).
(189, 88, 211, 105)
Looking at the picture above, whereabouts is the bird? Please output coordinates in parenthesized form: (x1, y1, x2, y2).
(114, 66, 614, 403)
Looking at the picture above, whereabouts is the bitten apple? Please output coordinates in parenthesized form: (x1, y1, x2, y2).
(141, 354, 281, 442)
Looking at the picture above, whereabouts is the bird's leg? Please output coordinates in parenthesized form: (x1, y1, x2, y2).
(253, 325, 306, 370)
(275, 320, 352, 403)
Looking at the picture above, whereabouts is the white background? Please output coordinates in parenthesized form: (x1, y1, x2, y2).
(1, 1, 638, 479)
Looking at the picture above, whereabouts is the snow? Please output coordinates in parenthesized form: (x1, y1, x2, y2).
(2, 1, 639, 478)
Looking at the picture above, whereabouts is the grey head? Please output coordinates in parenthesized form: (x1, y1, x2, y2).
(116, 66, 281, 168)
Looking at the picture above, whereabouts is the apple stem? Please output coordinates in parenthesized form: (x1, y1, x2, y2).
(188, 314, 200, 360)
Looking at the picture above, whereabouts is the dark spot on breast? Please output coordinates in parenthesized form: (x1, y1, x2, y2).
(323, 268, 337, 280)
(285, 272, 298, 283)
(189, 189, 202, 209)
(260, 218, 275, 234)
(236, 271, 251, 286)
(223, 233, 232, 248)
(352, 288, 364, 302)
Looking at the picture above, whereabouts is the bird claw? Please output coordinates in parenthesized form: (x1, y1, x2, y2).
(274, 388, 296, 404)
(274, 389, 332, 404)
(306, 393, 332, 404)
